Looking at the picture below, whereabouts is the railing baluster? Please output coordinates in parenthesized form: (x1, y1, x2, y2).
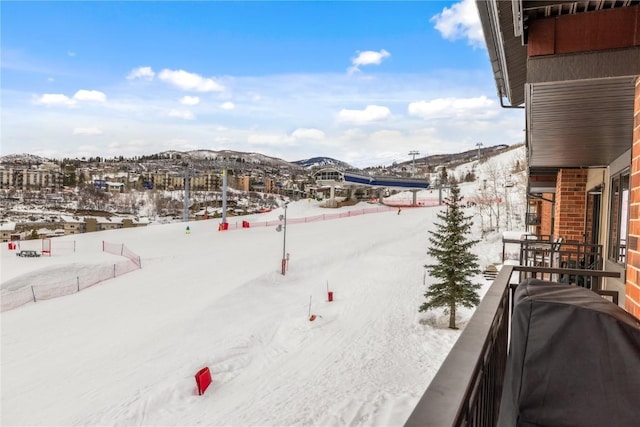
(405, 263, 619, 427)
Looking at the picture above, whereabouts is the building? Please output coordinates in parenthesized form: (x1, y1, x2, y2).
(476, 0, 640, 316)
(60, 215, 86, 235)
(0, 222, 16, 242)
(230, 175, 251, 192)
(405, 2, 640, 425)
(191, 173, 221, 191)
(62, 215, 150, 235)
(0, 166, 64, 192)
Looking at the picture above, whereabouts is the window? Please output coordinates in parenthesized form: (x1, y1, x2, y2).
(609, 170, 629, 264)
(585, 184, 602, 246)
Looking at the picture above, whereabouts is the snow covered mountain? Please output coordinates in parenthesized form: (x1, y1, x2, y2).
(292, 156, 354, 170)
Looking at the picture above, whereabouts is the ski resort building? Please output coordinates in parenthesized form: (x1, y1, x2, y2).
(313, 168, 430, 207)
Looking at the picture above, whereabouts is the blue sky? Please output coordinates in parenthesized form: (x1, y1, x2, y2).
(1, 0, 524, 168)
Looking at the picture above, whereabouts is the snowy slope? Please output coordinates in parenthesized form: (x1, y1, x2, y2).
(1, 147, 524, 426)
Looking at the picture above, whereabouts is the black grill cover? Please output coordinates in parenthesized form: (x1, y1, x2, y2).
(498, 278, 640, 427)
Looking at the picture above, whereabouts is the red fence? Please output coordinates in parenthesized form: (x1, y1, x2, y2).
(103, 241, 142, 267)
(1, 242, 141, 312)
(222, 205, 414, 230)
(2, 205, 435, 311)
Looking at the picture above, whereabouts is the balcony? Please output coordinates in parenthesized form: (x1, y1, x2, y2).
(405, 245, 630, 426)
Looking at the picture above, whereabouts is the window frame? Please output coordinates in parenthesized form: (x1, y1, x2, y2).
(608, 169, 629, 264)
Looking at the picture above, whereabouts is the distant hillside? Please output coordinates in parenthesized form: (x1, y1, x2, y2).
(292, 157, 354, 170)
(393, 144, 517, 169)
(0, 153, 51, 164)
(1, 144, 523, 171)
(156, 149, 303, 170)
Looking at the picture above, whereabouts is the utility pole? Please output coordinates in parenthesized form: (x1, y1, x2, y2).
(476, 142, 483, 161)
(409, 150, 420, 177)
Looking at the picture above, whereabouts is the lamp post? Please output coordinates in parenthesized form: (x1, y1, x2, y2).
(276, 201, 289, 275)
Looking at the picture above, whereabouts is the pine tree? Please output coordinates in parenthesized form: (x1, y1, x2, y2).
(420, 183, 481, 329)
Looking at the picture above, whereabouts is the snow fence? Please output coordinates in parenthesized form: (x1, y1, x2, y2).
(1, 241, 141, 312)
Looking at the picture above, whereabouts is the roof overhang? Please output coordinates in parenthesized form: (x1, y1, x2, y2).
(477, 0, 640, 177)
(527, 76, 637, 174)
(476, 0, 528, 106)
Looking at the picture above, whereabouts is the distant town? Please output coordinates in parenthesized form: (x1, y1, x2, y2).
(0, 144, 518, 242)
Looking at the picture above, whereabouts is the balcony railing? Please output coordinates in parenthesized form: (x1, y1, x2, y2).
(404, 264, 620, 426)
(524, 212, 541, 225)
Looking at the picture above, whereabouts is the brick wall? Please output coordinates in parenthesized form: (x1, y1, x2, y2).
(554, 169, 587, 242)
(626, 76, 640, 318)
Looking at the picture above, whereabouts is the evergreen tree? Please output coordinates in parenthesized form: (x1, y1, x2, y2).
(62, 164, 77, 187)
(420, 183, 481, 329)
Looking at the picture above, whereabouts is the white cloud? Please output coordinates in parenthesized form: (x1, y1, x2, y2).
(180, 96, 200, 106)
(158, 69, 225, 92)
(34, 89, 106, 107)
(163, 139, 199, 152)
(339, 129, 367, 141)
(73, 90, 106, 102)
(247, 134, 282, 146)
(73, 127, 103, 135)
(12, 70, 524, 168)
(370, 129, 403, 143)
(431, 0, 485, 48)
(291, 128, 325, 140)
(167, 109, 195, 120)
(214, 136, 233, 144)
(338, 105, 391, 124)
(127, 66, 156, 81)
(408, 96, 495, 120)
(352, 49, 391, 67)
(35, 94, 75, 106)
(220, 102, 235, 110)
(348, 49, 391, 74)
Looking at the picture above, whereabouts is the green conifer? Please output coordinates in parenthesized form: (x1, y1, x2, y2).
(420, 183, 481, 329)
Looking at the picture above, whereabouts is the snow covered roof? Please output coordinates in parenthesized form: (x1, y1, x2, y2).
(60, 215, 84, 223)
(0, 222, 16, 231)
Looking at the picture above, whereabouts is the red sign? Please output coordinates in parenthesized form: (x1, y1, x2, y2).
(195, 367, 212, 395)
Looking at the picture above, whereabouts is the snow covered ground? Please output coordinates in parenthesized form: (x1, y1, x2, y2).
(1, 149, 525, 426)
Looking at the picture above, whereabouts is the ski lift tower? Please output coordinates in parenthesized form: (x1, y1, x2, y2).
(409, 150, 420, 177)
(476, 142, 483, 161)
(178, 164, 199, 223)
(221, 169, 228, 226)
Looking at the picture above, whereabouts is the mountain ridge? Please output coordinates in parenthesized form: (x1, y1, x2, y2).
(1, 143, 521, 171)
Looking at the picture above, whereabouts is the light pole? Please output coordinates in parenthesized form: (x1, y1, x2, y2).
(476, 142, 483, 161)
(276, 201, 289, 275)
